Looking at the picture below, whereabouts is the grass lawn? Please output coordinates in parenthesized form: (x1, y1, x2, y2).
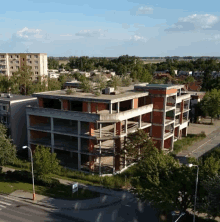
(172, 133, 206, 155)
(0, 178, 100, 200)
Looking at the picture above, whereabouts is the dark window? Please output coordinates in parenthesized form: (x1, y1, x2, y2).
(43, 98, 61, 109)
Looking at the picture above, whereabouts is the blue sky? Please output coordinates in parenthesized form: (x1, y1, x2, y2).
(1, 0, 220, 57)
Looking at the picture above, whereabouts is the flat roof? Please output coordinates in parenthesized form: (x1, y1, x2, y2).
(33, 86, 149, 103)
(135, 83, 184, 90)
(0, 94, 37, 102)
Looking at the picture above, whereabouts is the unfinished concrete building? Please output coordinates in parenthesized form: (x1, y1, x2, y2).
(26, 84, 190, 174)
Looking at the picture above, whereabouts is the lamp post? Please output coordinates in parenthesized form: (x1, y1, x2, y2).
(187, 164, 199, 222)
(22, 145, 35, 200)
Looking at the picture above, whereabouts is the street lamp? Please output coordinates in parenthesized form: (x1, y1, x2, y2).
(22, 145, 35, 201)
(171, 211, 186, 222)
(187, 164, 199, 222)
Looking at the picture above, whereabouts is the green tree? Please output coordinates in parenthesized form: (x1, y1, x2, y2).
(33, 145, 61, 176)
(184, 76, 195, 84)
(11, 66, 34, 95)
(131, 150, 196, 214)
(80, 76, 93, 93)
(48, 78, 62, 91)
(93, 74, 107, 92)
(48, 58, 59, 69)
(200, 89, 220, 123)
(121, 74, 132, 86)
(200, 176, 220, 219)
(0, 123, 16, 165)
(123, 129, 156, 162)
(109, 75, 122, 90)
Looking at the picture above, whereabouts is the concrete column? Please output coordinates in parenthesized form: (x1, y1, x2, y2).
(99, 123, 102, 138)
(161, 96, 167, 150)
(88, 102, 91, 113)
(131, 99, 134, 109)
(99, 140, 101, 175)
(117, 102, 120, 113)
(78, 121, 81, 170)
(51, 133, 54, 153)
(78, 121, 81, 135)
(125, 119, 127, 134)
(139, 115, 142, 128)
(171, 136, 174, 151)
(78, 137, 81, 170)
(51, 117, 54, 131)
(109, 103, 112, 114)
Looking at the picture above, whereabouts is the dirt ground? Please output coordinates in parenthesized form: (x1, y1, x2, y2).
(188, 118, 220, 136)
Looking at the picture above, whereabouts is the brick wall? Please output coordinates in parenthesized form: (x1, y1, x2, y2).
(152, 111, 163, 124)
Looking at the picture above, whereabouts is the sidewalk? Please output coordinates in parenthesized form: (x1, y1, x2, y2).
(1, 166, 135, 211)
(176, 126, 220, 164)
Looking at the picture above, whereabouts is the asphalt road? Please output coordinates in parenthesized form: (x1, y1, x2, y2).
(0, 195, 84, 222)
(0, 194, 158, 222)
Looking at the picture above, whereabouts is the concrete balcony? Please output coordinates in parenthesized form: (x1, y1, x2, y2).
(99, 104, 153, 122)
(164, 132, 173, 140)
(27, 104, 153, 123)
(176, 93, 190, 103)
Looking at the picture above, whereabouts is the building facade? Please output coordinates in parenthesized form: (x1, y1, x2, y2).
(0, 93, 38, 150)
(26, 84, 190, 175)
(0, 53, 48, 82)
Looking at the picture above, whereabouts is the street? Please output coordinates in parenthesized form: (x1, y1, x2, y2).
(0, 194, 158, 222)
(0, 195, 85, 222)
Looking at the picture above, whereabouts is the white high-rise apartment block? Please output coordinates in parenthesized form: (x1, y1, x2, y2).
(0, 53, 48, 81)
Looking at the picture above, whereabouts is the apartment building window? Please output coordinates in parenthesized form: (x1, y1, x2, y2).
(2, 105, 8, 111)
(16, 66, 19, 69)
(35, 61, 38, 64)
(34, 55, 38, 58)
(27, 55, 31, 59)
(10, 61, 13, 64)
(35, 66, 38, 69)
(35, 72, 38, 75)
(23, 58, 25, 61)
(16, 61, 19, 64)
(29, 61, 32, 64)
(16, 55, 19, 58)
(0, 55, 4, 58)
(10, 55, 13, 58)
(10, 66, 13, 69)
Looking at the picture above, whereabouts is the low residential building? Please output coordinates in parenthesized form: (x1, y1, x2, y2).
(0, 53, 48, 82)
(178, 71, 192, 76)
(0, 93, 37, 150)
(26, 84, 190, 174)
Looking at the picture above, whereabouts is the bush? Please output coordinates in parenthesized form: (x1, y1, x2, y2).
(173, 133, 206, 154)
(4, 170, 60, 188)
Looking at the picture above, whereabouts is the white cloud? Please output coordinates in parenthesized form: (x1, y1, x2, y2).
(16, 27, 43, 39)
(60, 34, 72, 37)
(75, 29, 106, 37)
(179, 14, 218, 29)
(122, 23, 130, 29)
(166, 14, 219, 32)
(136, 6, 153, 15)
(130, 35, 147, 42)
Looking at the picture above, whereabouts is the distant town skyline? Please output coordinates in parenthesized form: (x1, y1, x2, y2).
(1, 0, 220, 57)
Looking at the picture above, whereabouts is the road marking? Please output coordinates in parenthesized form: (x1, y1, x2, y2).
(0, 205, 6, 208)
(0, 201, 11, 206)
(185, 134, 219, 157)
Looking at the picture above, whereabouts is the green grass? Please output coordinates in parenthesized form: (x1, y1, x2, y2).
(0, 177, 100, 200)
(172, 133, 206, 155)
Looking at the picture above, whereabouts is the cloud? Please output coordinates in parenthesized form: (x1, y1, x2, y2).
(130, 35, 147, 42)
(60, 34, 72, 37)
(205, 34, 220, 41)
(122, 23, 130, 29)
(166, 14, 219, 32)
(136, 6, 153, 15)
(16, 27, 43, 39)
(75, 29, 106, 37)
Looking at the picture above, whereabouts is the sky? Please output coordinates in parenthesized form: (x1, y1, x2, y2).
(1, 0, 220, 57)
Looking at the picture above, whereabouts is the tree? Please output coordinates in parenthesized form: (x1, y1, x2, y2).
(48, 57, 59, 69)
(122, 129, 156, 162)
(121, 74, 132, 86)
(80, 76, 93, 93)
(200, 89, 220, 123)
(33, 145, 61, 176)
(0, 123, 16, 166)
(184, 76, 195, 84)
(200, 176, 220, 219)
(11, 66, 34, 95)
(109, 75, 122, 90)
(93, 74, 107, 93)
(131, 150, 196, 214)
